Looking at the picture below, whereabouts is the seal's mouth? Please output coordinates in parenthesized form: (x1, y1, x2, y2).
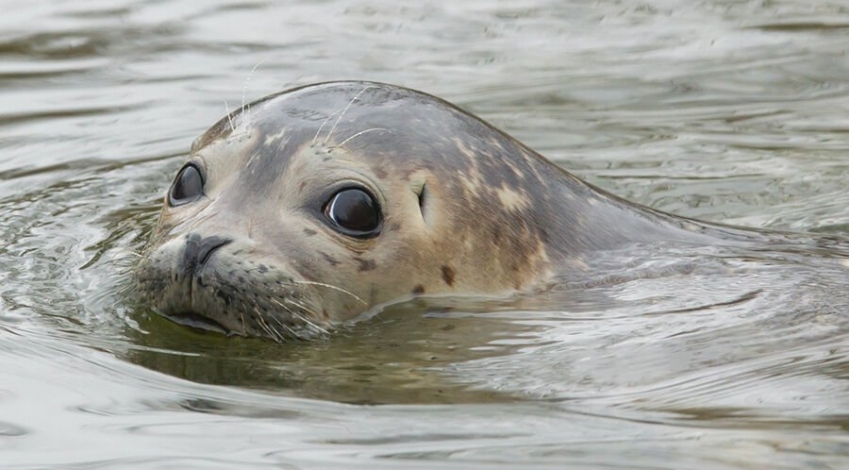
(160, 310, 230, 335)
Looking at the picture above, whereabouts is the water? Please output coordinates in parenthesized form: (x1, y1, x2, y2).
(2, 0, 849, 468)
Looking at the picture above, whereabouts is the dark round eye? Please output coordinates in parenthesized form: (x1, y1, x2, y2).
(168, 164, 204, 206)
(323, 188, 382, 237)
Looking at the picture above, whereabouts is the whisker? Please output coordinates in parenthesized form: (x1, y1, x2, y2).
(224, 100, 235, 132)
(234, 300, 250, 328)
(101, 249, 144, 276)
(254, 305, 284, 342)
(113, 249, 143, 259)
(268, 314, 298, 340)
(238, 298, 274, 340)
(322, 85, 374, 146)
(267, 318, 290, 341)
(332, 127, 391, 150)
(272, 297, 330, 336)
(312, 109, 340, 146)
(290, 314, 319, 338)
(260, 297, 301, 341)
(291, 280, 368, 306)
(239, 308, 247, 336)
(241, 59, 266, 124)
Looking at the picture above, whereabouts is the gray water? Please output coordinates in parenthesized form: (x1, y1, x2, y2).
(3, 0, 849, 468)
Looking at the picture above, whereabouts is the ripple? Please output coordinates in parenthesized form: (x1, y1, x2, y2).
(1, 0, 849, 468)
(0, 421, 28, 437)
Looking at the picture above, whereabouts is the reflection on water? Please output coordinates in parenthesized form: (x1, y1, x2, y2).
(2, 0, 849, 468)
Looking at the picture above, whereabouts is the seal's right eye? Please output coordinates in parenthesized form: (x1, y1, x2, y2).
(323, 188, 382, 238)
(168, 164, 204, 206)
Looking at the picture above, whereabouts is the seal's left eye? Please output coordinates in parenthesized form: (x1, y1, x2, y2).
(168, 164, 204, 206)
(323, 188, 382, 238)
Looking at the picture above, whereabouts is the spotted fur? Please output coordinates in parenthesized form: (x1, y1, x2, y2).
(137, 81, 727, 341)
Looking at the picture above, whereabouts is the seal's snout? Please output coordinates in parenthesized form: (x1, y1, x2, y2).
(181, 233, 232, 274)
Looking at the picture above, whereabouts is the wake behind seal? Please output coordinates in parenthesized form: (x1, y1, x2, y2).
(135, 81, 821, 341)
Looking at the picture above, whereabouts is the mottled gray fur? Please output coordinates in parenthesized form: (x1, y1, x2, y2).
(137, 81, 771, 340)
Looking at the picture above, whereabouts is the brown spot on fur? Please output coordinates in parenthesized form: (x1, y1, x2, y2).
(299, 181, 306, 192)
(356, 258, 377, 271)
(319, 251, 339, 266)
(412, 284, 425, 294)
(303, 228, 317, 236)
(441, 265, 455, 287)
(388, 222, 402, 232)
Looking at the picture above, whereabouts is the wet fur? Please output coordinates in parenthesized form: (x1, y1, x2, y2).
(137, 81, 793, 341)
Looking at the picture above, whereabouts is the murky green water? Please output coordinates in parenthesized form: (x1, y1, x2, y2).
(2, 0, 849, 468)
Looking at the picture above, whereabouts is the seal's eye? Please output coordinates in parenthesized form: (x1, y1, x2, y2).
(168, 164, 204, 206)
(323, 188, 381, 238)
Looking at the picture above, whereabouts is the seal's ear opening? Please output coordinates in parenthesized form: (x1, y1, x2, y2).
(417, 183, 427, 220)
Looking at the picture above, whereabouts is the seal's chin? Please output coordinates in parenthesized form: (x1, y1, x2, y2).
(156, 310, 232, 336)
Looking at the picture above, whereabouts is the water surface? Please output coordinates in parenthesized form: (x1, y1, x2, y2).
(2, 0, 849, 468)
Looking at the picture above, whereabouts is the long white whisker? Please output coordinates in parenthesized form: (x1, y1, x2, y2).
(273, 297, 330, 335)
(224, 100, 235, 132)
(241, 298, 277, 341)
(241, 59, 265, 123)
(293, 313, 326, 337)
(238, 299, 263, 338)
(332, 127, 391, 150)
(322, 85, 374, 146)
(268, 315, 295, 339)
(113, 249, 142, 259)
(312, 109, 340, 146)
(266, 311, 294, 340)
(264, 299, 303, 337)
(255, 308, 284, 342)
(291, 280, 368, 306)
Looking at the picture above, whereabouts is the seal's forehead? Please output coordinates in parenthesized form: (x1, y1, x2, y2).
(191, 81, 478, 152)
(258, 81, 460, 118)
(188, 80, 553, 202)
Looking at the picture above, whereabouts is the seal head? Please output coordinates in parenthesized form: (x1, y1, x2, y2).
(136, 81, 708, 340)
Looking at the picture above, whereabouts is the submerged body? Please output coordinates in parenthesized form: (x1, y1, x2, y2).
(136, 81, 849, 340)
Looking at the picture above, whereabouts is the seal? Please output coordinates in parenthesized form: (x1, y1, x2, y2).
(135, 81, 784, 341)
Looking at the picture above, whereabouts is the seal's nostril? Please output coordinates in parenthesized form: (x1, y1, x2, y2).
(197, 236, 232, 266)
(183, 234, 232, 273)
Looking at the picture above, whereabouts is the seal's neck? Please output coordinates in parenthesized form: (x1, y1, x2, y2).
(543, 166, 766, 260)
